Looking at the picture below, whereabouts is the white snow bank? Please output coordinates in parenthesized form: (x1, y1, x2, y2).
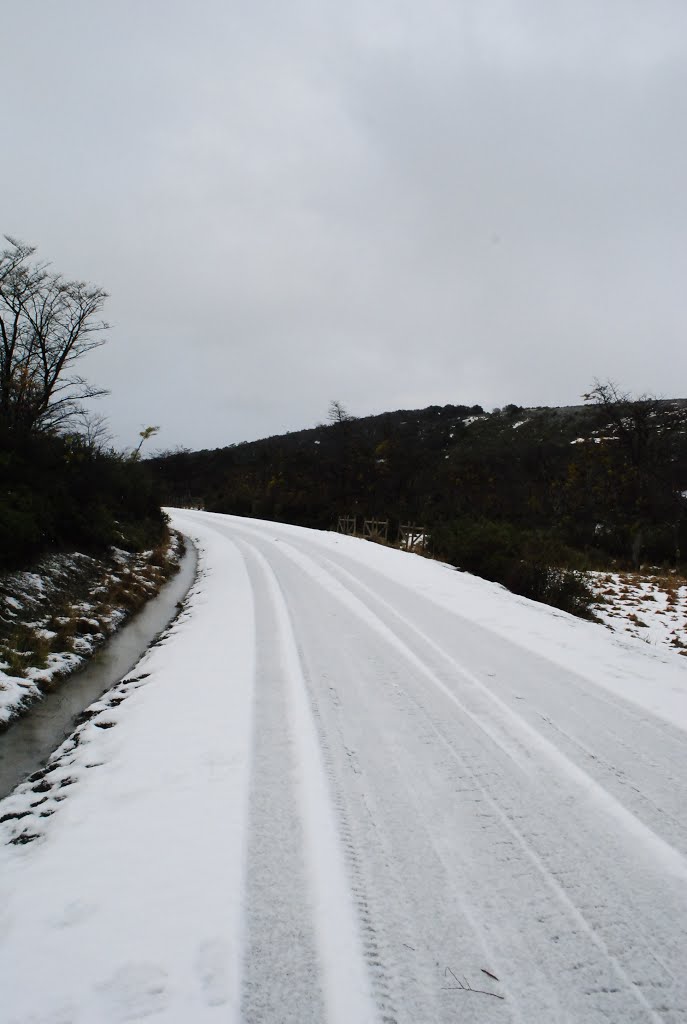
(0, 523, 255, 1023)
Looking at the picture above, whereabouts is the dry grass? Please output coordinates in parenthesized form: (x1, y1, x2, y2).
(589, 566, 686, 652)
(1, 625, 52, 675)
(0, 532, 183, 696)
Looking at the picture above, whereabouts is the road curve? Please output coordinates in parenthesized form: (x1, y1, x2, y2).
(172, 510, 687, 1024)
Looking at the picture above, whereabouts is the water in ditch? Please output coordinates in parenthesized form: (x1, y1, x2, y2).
(0, 541, 197, 800)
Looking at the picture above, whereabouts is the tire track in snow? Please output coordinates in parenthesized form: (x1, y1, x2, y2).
(282, 525, 687, 857)
(281, 539, 687, 881)
(205, 521, 431, 1022)
(300, 679, 402, 1024)
(261, 538, 687, 1022)
(187, 514, 687, 1021)
(222, 529, 595, 1020)
(239, 540, 378, 1024)
(237, 542, 325, 1024)
(293, 655, 520, 1024)
(254, 515, 687, 872)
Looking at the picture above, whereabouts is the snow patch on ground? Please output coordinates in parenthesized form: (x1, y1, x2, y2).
(0, 674, 41, 719)
(588, 571, 687, 654)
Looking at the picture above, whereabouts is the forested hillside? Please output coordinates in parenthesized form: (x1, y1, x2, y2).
(150, 388, 687, 610)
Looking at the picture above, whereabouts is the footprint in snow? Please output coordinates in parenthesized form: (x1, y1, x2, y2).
(196, 938, 232, 1007)
(49, 898, 96, 929)
(96, 962, 168, 1021)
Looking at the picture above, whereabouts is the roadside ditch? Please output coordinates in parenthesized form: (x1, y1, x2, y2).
(0, 536, 196, 799)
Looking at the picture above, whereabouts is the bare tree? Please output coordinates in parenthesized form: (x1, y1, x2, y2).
(0, 237, 109, 437)
(327, 399, 354, 424)
(582, 379, 663, 468)
(72, 409, 113, 453)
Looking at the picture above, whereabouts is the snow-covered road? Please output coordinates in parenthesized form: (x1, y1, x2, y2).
(2, 510, 687, 1023)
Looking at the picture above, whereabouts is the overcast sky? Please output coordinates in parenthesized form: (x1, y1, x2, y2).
(4, 0, 686, 451)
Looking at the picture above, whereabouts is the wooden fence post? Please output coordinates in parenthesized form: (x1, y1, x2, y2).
(337, 515, 357, 535)
(363, 519, 389, 542)
(399, 523, 427, 552)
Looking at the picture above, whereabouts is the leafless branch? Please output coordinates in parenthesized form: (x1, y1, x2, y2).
(0, 237, 109, 437)
(442, 966, 504, 1000)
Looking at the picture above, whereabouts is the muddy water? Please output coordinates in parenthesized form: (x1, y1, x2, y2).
(0, 541, 197, 800)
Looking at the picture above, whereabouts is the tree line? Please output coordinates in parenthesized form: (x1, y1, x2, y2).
(150, 389, 687, 612)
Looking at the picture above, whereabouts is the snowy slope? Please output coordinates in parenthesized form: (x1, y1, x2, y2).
(1, 510, 687, 1023)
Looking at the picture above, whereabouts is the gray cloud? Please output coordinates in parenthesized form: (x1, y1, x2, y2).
(4, 0, 687, 450)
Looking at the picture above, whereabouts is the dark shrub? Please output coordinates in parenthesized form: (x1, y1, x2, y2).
(431, 517, 595, 619)
(0, 433, 167, 570)
(503, 562, 595, 618)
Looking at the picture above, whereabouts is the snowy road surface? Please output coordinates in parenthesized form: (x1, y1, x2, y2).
(2, 511, 687, 1023)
